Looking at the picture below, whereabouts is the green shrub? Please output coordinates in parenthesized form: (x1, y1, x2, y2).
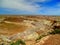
(10, 39, 26, 45)
(36, 35, 46, 41)
(49, 28, 60, 34)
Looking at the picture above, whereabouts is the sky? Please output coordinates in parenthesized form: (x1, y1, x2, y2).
(0, 0, 60, 15)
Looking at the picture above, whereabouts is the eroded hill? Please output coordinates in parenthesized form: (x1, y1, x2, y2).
(0, 16, 60, 45)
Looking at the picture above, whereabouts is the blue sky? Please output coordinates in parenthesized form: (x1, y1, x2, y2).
(0, 0, 60, 15)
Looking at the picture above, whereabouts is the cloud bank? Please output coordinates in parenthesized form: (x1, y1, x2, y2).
(0, 0, 60, 15)
(1, 0, 40, 12)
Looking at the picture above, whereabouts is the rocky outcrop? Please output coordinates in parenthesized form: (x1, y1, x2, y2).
(35, 34, 60, 45)
(0, 16, 60, 45)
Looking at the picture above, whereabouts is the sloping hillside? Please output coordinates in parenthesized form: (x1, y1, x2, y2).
(0, 16, 60, 45)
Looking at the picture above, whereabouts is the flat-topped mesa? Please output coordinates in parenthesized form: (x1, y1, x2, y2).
(3, 17, 24, 22)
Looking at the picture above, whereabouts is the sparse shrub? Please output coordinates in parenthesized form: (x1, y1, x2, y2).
(10, 39, 26, 45)
(36, 35, 47, 41)
(49, 28, 60, 34)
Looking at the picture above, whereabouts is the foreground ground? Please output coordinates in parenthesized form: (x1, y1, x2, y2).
(0, 16, 60, 45)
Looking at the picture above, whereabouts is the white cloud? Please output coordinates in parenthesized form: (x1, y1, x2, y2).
(1, 0, 40, 12)
(1, 0, 50, 12)
(32, 0, 48, 2)
(28, 0, 51, 3)
(1, 0, 54, 14)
